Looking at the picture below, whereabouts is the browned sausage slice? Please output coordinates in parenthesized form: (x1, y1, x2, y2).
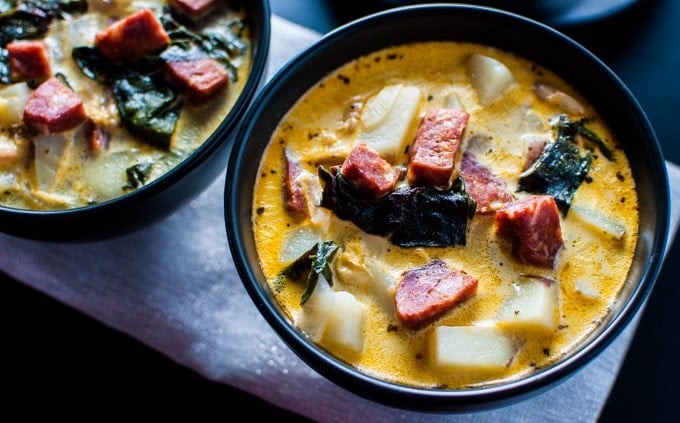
(94, 9, 170, 63)
(284, 149, 307, 217)
(459, 151, 514, 214)
(395, 259, 478, 329)
(407, 107, 468, 187)
(523, 136, 549, 171)
(23, 77, 87, 134)
(84, 120, 111, 152)
(165, 58, 230, 103)
(168, 0, 217, 21)
(7, 40, 51, 82)
(495, 194, 564, 268)
(340, 141, 399, 198)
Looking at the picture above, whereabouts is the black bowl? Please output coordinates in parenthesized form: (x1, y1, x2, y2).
(225, 4, 669, 411)
(0, 0, 270, 242)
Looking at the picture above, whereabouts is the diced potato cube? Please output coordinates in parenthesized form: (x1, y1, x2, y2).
(496, 277, 558, 334)
(360, 85, 422, 160)
(278, 224, 323, 264)
(0, 137, 19, 166)
(33, 134, 69, 191)
(467, 53, 515, 106)
(322, 291, 366, 354)
(81, 150, 139, 200)
(361, 84, 402, 128)
(571, 203, 626, 240)
(444, 91, 463, 109)
(0, 83, 32, 126)
(574, 278, 600, 300)
(294, 274, 335, 342)
(364, 259, 397, 312)
(0, 172, 16, 191)
(432, 325, 516, 371)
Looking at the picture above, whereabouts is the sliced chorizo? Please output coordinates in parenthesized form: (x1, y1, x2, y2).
(284, 149, 307, 217)
(94, 9, 170, 63)
(407, 107, 468, 187)
(495, 194, 564, 268)
(340, 141, 399, 198)
(23, 77, 88, 134)
(459, 151, 514, 214)
(84, 119, 111, 152)
(523, 135, 548, 171)
(165, 58, 230, 103)
(168, 0, 217, 22)
(7, 40, 51, 82)
(394, 259, 478, 329)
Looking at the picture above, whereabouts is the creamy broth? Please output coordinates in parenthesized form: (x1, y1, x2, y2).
(252, 42, 638, 389)
(0, 0, 251, 210)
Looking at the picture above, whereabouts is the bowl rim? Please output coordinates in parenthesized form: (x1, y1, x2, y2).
(226, 3, 670, 411)
(0, 0, 272, 239)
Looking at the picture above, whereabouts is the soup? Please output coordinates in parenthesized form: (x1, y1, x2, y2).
(0, 0, 251, 209)
(252, 41, 638, 389)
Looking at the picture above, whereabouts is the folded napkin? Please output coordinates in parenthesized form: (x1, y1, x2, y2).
(1, 15, 677, 422)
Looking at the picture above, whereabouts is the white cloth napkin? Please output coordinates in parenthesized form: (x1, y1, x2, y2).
(1, 15, 677, 422)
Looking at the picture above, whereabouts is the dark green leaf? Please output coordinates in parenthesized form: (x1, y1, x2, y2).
(0, 48, 9, 84)
(518, 114, 592, 215)
(123, 162, 154, 190)
(275, 240, 340, 306)
(301, 241, 339, 305)
(319, 167, 476, 248)
(575, 119, 614, 161)
(0, 10, 52, 46)
(113, 75, 182, 149)
(72, 46, 165, 83)
(0, 0, 87, 47)
(20, 0, 87, 18)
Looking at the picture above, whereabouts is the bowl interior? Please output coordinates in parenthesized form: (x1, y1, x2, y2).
(0, 0, 271, 242)
(226, 4, 669, 410)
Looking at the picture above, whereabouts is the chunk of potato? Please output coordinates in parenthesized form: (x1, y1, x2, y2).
(0, 172, 16, 192)
(0, 83, 32, 126)
(571, 203, 626, 240)
(33, 134, 69, 191)
(322, 291, 366, 354)
(80, 150, 139, 201)
(496, 276, 558, 334)
(0, 136, 19, 166)
(432, 325, 516, 371)
(467, 53, 515, 106)
(294, 274, 335, 342)
(361, 84, 402, 129)
(278, 224, 323, 264)
(360, 85, 422, 160)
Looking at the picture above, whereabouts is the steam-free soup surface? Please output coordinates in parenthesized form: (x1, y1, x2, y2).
(252, 41, 638, 389)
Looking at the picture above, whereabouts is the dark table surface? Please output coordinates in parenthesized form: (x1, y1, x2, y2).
(2, 0, 678, 420)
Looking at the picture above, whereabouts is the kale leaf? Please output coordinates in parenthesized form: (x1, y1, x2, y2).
(276, 240, 339, 305)
(319, 166, 476, 248)
(113, 75, 183, 149)
(72, 46, 165, 83)
(518, 114, 592, 215)
(0, 0, 87, 47)
(123, 162, 154, 190)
